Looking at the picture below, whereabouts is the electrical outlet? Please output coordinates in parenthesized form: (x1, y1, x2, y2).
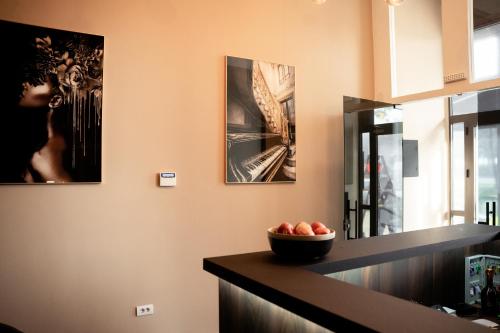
(136, 304, 154, 317)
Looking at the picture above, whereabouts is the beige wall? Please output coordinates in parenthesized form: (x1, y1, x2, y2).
(0, 1, 374, 332)
(372, 0, 393, 102)
(402, 97, 449, 231)
(392, 0, 444, 97)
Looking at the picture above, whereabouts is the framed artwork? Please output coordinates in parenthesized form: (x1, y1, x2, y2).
(225, 56, 296, 183)
(0, 20, 104, 184)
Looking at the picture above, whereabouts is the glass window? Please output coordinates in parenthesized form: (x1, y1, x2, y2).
(374, 107, 403, 125)
(476, 124, 500, 223)
(472, 0, 500, 82)
(450, 92, 478, 116)
(452, 216, 465, 225)
(451, 123, 465, 211)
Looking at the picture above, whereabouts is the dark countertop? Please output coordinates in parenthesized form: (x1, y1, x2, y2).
(203, 224, 500, 332)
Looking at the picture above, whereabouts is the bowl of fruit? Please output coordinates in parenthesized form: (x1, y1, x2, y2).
(268, 221, 335, 259)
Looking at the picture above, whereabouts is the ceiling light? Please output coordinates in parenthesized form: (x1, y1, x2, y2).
(313, 0, 326, 4)
(386, 0, 404, 6)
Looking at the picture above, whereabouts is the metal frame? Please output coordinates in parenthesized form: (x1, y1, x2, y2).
(449, 112, 477, 224)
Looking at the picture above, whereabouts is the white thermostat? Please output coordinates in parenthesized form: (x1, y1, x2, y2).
(160, 172, 176, 187)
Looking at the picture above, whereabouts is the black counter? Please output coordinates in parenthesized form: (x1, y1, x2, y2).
(203, 224, 500, 332)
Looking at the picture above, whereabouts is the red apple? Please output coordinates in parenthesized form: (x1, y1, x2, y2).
(311, 221, 326, 231)
(313, 226, 331, 235)
(294, 222, 314, 236)
(276, 222, 294, 235)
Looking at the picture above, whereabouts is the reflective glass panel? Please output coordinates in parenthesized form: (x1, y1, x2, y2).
(377, 133, 403, 235)
(374, 107, 403, 125)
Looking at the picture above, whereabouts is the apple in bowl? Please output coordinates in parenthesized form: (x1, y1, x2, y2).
(311, 221, 331, 235)
(294, 222, 315, 236)
(276, 222, 295, 235)
(269, 221, 335, 259)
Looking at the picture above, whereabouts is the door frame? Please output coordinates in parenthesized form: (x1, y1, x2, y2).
(449, 113, 477, 224)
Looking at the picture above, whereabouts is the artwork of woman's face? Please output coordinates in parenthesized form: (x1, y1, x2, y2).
(0, 20, 104, 183)
(18, 82, 53, 108)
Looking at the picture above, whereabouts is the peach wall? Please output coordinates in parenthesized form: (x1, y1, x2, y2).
(372, 0, 393, 102)
(0, 1, 374, 332)
(392, 0, 444, 97)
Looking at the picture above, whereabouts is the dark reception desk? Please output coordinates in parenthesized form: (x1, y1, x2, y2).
(203, 225, 500, 332)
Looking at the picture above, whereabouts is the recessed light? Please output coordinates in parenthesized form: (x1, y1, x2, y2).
(386, 0, 405, 6)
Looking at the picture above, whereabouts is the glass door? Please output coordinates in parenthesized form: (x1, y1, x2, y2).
(377, 131, 403, 235)
(359, 131, 372, 238)
(344, 96, 403, 239)
(450, 88, 500, 225)
(476, 123, 500, 225)
(476, 89, 500, 225)
(359, 117, 403, 237)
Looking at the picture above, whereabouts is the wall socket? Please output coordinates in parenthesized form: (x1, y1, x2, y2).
(136, 304, 154, 317)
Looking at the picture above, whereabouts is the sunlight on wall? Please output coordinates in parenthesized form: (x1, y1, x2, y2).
(402, 97, 449, 231)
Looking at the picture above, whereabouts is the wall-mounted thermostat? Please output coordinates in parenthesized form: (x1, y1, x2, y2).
(160, 172, 176, 187)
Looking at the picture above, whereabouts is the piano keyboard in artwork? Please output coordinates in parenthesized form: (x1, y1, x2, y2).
(241, 144, 287, 182)
(227, 133, 281, 149)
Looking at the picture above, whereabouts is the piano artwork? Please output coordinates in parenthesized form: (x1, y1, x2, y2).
(225, 56, 296, 183)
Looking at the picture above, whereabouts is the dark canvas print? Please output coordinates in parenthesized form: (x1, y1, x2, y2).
(226, 56, 296, 183)
(0, 20, 103, 183)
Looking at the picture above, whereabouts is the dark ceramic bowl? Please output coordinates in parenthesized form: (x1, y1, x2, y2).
(267, 227, 335, 259)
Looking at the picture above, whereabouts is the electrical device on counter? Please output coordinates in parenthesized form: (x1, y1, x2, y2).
(465, 254, 500, 304)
